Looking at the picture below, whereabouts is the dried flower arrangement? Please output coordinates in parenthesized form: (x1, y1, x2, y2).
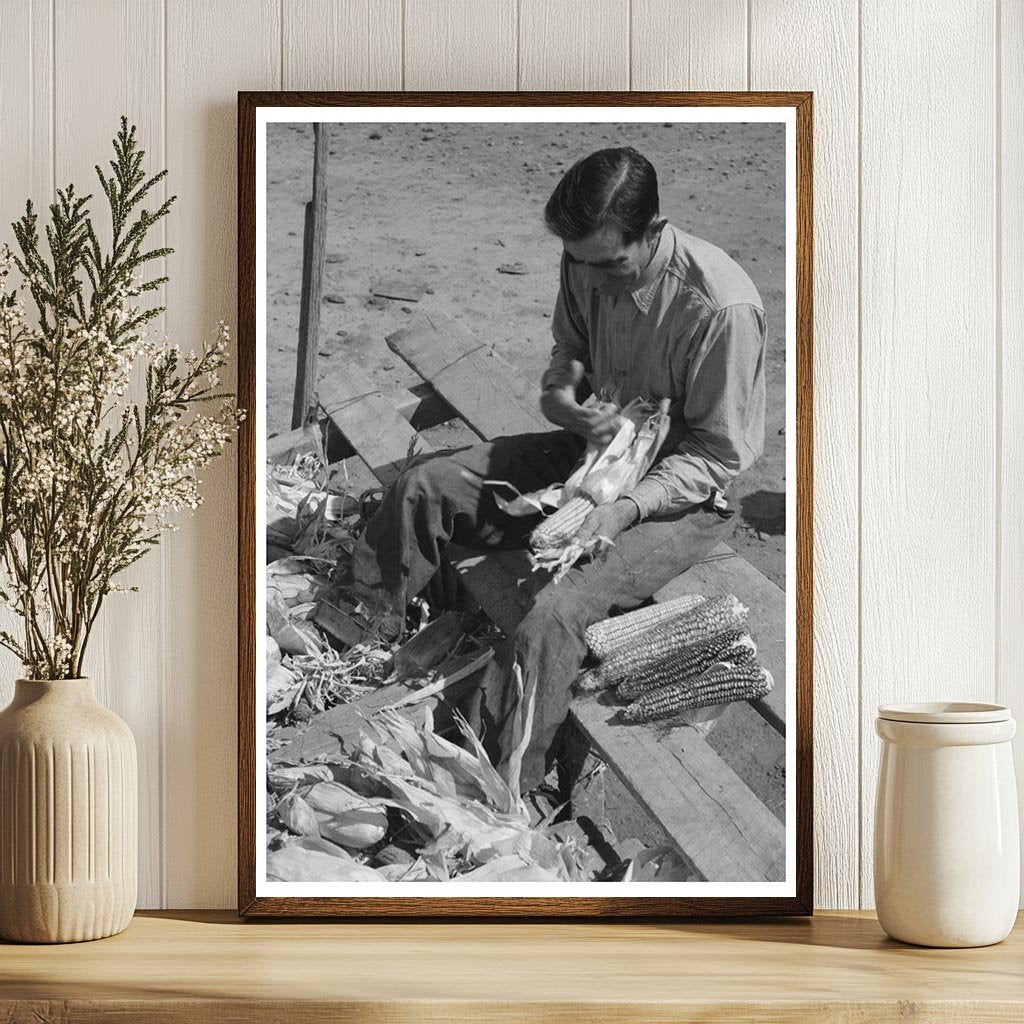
(0, 119, 241, 679)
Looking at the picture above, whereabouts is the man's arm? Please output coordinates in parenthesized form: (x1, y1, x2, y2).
(623, 303, 768, 518)
(539, 254, 620, 446)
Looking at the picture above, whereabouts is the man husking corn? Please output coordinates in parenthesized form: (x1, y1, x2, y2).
(348, 146, 767, 791)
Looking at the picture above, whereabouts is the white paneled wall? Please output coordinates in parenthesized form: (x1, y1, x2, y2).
(0, 0, 1017, 911)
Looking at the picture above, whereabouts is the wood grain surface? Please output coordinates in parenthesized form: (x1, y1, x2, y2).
(2, 910, 1024, 1022)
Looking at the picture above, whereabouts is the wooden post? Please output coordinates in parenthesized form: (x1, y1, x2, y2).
(292, 123, 330, 429)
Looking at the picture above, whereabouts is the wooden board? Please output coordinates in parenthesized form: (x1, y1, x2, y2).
(655, 543, 786, 733)
(570, 694, 786, 882)
(8, 909, 1024, 1019)
(371, 279, 426, 302)
(387, 309, 552, 440)
(318, 365, 434, 485)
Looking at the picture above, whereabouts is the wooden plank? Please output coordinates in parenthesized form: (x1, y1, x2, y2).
(570, 695, 786, 882)
(313, 601, 365, 649)
(655, 544, 786, 734)
(395, 381, 459, 432)
(518, 0, 629, 90)
(292, 123, 330, 429)
(164, 0, 281, 909)
(404, 0, 516, 90)
(283, 0, 402, 90)
(318, 365, 435, 485)
(860, 0, 997, 911)
(750, 0, 860, 910)
(55, 0, 166, 911)
(270, 657, 486, 766)
(387, 309, 552, 440)
(631, 0, 746, 90)
(371, 279, 426, 303)
(7, 909, 1024, 1013)
(1002, 0, 1024, 909)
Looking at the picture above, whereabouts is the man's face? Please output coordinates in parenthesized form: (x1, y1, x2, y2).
(562, 223, 657, 289)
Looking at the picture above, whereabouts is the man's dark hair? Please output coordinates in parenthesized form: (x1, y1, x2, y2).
(544, 146, 659, 244)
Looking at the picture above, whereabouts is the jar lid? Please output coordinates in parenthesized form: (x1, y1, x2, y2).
(877, 701, 1011, 724)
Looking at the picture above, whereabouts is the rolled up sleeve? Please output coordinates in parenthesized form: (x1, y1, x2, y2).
(540, 255, 591, 391)
(624, 303, 767, 517)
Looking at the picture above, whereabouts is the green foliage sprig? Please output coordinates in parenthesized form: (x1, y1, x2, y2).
(0, 117, 241, 679)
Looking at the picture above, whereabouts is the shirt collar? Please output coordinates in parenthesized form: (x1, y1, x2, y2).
(629, 225, 674, 314)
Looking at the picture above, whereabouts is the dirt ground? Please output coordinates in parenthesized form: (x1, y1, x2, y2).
(266, 119, 787, 588)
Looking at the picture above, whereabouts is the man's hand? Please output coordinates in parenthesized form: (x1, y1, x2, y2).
(541, 385, 621, 445)
(574, 499, 639, 550)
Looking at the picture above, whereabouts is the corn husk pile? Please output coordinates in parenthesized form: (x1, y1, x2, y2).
(487, 397, 671, 582)
(265, 451, 473, 728)
(267, 669, 595, 883)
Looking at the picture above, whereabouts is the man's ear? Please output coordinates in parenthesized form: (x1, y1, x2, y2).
(646, 216, 668, 240)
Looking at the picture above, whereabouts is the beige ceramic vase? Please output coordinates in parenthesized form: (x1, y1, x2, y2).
(874, 701, 1019, 948)
(0, 678, 137, 942)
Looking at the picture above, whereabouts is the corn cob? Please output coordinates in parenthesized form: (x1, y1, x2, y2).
(621, 663, 773, 723)
(584, 594, 707, 661)
(529, 495, 595, 552)
(615, 630, 756, 701)
(579, 594, 749, 691)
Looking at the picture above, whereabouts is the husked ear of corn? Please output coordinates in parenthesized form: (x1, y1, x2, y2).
(585, 594, 707, 661)
(529, 494, 596, 552)
(583, 594, 749, 689)
(620, 663, 773, 723)
(615, 630, 756, 700)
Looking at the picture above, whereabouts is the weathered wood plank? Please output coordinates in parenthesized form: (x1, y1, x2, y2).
(655, 544, 786, 733)
(318, 366, 435, 485)
(387, 309, 552, 440)
(570, 695, 786, 882)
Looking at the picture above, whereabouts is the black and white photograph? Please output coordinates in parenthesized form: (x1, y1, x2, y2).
(244, 97, 810, 913)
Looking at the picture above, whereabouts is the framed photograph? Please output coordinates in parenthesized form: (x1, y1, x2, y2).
(238, 91, 812, 917)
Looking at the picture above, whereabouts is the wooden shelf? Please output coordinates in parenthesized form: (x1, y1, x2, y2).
(2, 910, 1022, 1021)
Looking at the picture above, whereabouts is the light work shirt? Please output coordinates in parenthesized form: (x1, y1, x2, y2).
(541, 223, 768, 518)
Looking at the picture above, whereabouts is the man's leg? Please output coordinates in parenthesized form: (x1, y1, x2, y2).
(471, 496, 739, 791)
(349, 429, 585, 619)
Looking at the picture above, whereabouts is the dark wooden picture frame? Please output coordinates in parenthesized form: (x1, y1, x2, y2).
(238, 91, 813, 918)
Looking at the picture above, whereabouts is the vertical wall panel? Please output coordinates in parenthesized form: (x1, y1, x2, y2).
(53, 0, 166, 909)
(404, 0, 516, 90)
(0, 2, 52, 703)
(631, 0, 746, 90)
(1001, 0, 1024, 902)
(519, 0, 629, 90)
(283, 0, 402, 90)
(860, 0, 998, 908)
(164, 0, 280, 908)
(751, 1, 861, 910)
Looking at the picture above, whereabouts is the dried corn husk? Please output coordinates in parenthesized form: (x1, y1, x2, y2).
(306, 781, 377, 816)
(276, 793, 321, 836)
(266, 844, 385, 883)
(267, 763, 334, 793)
(316, 806, 388, 849)
(525, 398, 672, 582)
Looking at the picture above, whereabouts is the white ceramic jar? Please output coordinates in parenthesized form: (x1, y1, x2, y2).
(874, 702, 1019, 947)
